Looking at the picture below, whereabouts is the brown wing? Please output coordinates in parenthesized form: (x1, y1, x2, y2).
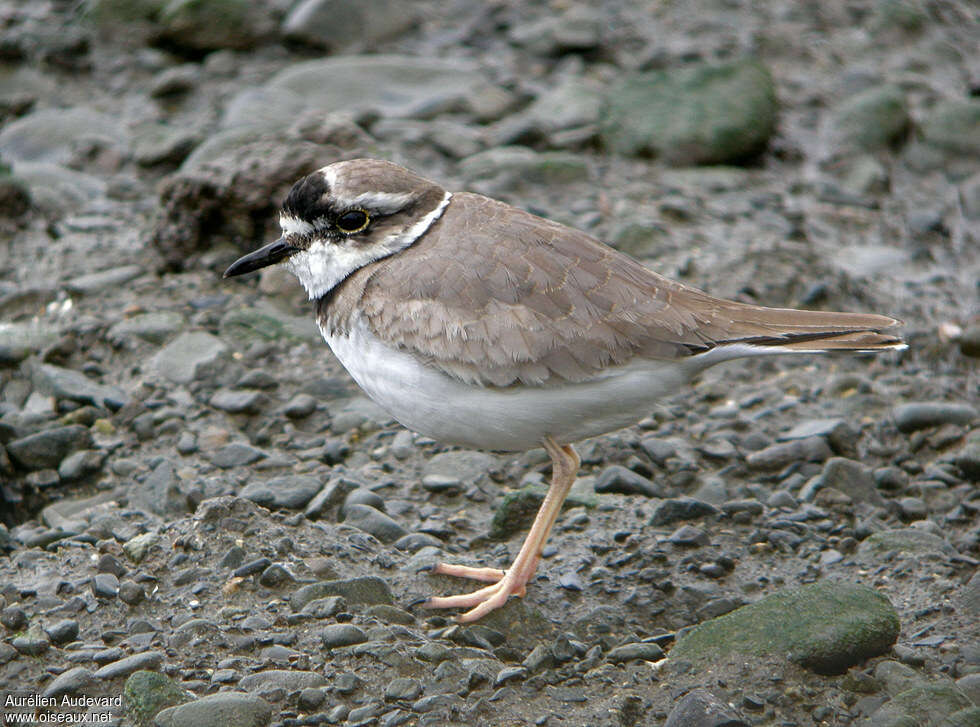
(325, 192, 901, 387)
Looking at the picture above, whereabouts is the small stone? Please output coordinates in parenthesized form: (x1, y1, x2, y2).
(745, 437, 832, 472)
(897, 496, 928, 521)
(385, 676, 423, 701)
(649, 497, 719, 526)
(664, 688, 748, 727)
(209, 442, 267, 468)
(58, 449, 105, 480)
(493, 666, 527, 687)
(240, 475, 322, 509)
(118, 581, 146, 605)
(211, 389, 268, 414)
(606, 642, 665, 663)
(342, 503, 408, 543)
(821, 457, 884, 506)
(6, 424, 94, 471)
(594, 465, 665, 497)
(45, 618, 79, 645)
(321, 623, 368, 649)
(1, 605, 28, 631)
(292, 577, 394, 610)
(282, 393, 317, 418)
(152, 331, 229, 385)
(893, 402, 977, 433)
(12, 625, 50, 656)
(94, 650, 165, 680)
(667, 525, 709, 547)
(41, 667, 97, 699)
(91, 573, 119, 599)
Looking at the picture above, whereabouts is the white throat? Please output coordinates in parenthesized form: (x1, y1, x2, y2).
(284, 191, 452, 300)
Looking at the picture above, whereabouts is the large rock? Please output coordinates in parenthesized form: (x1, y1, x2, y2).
(30, 361, 130, 410)
(600, 59, 777, 165)
(0, 106, 127, 164)
(153, 691, 272, 727)
(155, 0, 270, 52)
(670, 582, 900, 675)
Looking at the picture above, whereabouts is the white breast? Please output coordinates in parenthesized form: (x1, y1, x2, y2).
(322, 316, 697, 452)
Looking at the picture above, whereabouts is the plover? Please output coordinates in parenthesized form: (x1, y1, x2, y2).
(224, 159, 904, 622)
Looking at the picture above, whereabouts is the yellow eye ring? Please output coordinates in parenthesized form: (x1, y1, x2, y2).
(336, 208, 370, 234)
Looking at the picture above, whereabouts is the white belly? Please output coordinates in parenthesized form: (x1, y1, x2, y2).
(323, 317, 695, 452)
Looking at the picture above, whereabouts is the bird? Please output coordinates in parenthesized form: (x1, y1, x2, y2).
(223, 158, 905, 623)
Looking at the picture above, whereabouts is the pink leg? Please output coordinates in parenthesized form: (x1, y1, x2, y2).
(424, 437, 580, 623)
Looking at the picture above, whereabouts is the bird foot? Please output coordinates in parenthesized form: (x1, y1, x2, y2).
(424, 562, 528, 623)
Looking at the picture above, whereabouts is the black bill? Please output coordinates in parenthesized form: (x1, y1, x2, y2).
(223, 238, 298, 278)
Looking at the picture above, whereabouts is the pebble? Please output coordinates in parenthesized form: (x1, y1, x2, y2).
(6, 424, 93, 471)
(91, 573, 119, 599)
(649, 497, 720, 526)
(385, 676, 423, 701)
(41, 666, 97, 699)
(238, 669, 326, 693)
(118, 580, 145, 605)
(94, 650, 165, 679)
(45, 618, 79, 644)
(606, 642, 665, 663)
(240, 475, 322, 509)
(342, 503, 408, 543)
(12, 625, 50, 656)
(210, 389, 268, 414)
(282, 393, 317, 418)
(321, 623, 368, 649)
(30, 361, 130, 410)
(893, 402, 977, 433)
(745, 436, 831, 472)
(1, 604, 28, 631)
(821, 457, 885, 506)
(664, 687, 749, 727)
(667, 525, 709, 547)
(594, 464, 665, 497)
(209, 442, 267, 468)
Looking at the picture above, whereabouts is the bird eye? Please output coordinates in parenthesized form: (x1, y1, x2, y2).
(336, 209, 369, 233)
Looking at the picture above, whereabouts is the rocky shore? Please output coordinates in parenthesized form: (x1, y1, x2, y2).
(0, 1, 978, 725)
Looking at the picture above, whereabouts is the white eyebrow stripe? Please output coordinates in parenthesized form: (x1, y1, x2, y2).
(280, 215, 314, 237)
(332, 190, 415, 215)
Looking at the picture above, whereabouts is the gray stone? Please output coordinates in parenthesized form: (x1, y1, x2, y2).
(154, 691, 273, 727)
(282, 0, 417, 51)
(108, 311, 185, 346)
(151, 331, 230, 385)
(955, 435, 980, 482)
(92, 573, 119, 599)
(664, 688, 748, 727)
(825, 84, 909, 155)
(778, 418, 858, 457)
(459, 146, 589, 188)
(606, 642, 666, 663)
(422, 450, 498, 485)
(282, 393, 316, 419)
(240, 475, 322, 510)
(520, 78, 601, 135)
(210, 389, 268, 415)
(0, 321, 60, 363)
(922, 100, 980, 157)
(123, 533, 161, 564)
(893, 402, 977, 432)
(6, 424, 93, 470)
(41, 666, 97, 699)
(41, 489, 118, 532)
(129, 460, 189, 517)
(321, 623, 368, 649)
(11, 625, 50, 656)
(45, 618, 79, 645)
(821, 457, 885, 506)
(343, 503, 408, 544)
(13, 162, 107, 214)
(649, 497, 719, 527)
(594, 465, 665, 498)
(858, 528, 955, 557)
(745, 436, 832, 472)
(224, 55, 481, 132)
(291, 577, 394, 610)
(30, 361, 130, 410)
(600, 59, 776, 164)
(384, 677, 423, 701)
(238, 669, 326, 693)
(671, 582, 899, 675)
(508, 7, 603, 55)
(209, 442, 267, 468)
(66, 264, 143, 295)
(95, 650, 165, 680)
(0, 106, 127, 164)
(58, 449, 106, 480)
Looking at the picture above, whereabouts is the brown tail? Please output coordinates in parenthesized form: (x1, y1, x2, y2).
(708, 305, 905, 353)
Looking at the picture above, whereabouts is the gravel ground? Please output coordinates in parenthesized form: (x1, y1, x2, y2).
(0, 1, 978, 726)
